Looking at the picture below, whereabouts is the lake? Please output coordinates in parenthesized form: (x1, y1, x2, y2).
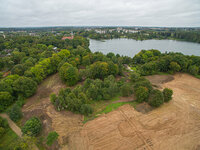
(89, 38, 200, 57)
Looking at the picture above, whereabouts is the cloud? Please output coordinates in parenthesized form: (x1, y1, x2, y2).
(0, 0, 200, 27)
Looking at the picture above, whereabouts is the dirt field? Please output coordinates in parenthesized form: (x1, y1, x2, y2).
(22, 73, 83, 149)
(67, 73, 200, 150)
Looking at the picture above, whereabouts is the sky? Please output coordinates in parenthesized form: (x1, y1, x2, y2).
(0, 0, 200, 27)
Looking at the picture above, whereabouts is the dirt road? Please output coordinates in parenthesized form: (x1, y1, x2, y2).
(67, 73, 200, 150)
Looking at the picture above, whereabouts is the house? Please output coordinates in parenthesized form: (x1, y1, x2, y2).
(62, 36, 74, 40)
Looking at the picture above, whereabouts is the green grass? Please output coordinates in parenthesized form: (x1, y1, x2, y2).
(195, 74, 200, 79)
(83, 94, 138, 123)
(0, 128, 19, 150)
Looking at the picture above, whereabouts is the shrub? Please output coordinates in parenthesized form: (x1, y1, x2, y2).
(7, 104, 23, 122)
(0, 92, 13, 112)
(46, 131, 59, 146)
(120, 83, 133, 97)
(148, 89, 164, 107)
(80, 104, 93, 116)
(22, 117, 42, 136)
(163, 88, 173, 102)
(135, 86, 149, 103)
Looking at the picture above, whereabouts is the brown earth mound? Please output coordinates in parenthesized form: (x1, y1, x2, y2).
(67, 73, 200, 150)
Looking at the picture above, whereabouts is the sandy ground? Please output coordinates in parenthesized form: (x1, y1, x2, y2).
(67, 73, 200, 150)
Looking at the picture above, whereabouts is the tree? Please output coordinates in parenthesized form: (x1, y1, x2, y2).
(13, 77, 37, 98)
(188, 65, 199, 75)
(148, 89, 164, 107)
(130, 72, 140, 82)
(169, 62, 181, 73)
(59, 63, 79, 86)
(7, 104, 23, 122)
(11, 64, 25, 76)
(82, 55, 91, 66)
(135, 86, 149, 103)
(22, 117, 42, 136)
(0, 92, 13, 112)
(120, 83, 132, 97)
(46, 131, 59, 146)
(80, 104, 93, 116)
(163, 88, 173, 102)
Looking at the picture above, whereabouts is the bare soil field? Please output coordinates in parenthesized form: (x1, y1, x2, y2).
(22, 73, 83, 149)
(67, 73, 200, 150)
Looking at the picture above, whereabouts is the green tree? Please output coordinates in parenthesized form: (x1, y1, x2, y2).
(163, 88, 173, 102)
(59, 63, 79, 86)
(148, 89, 164, 107)
(80, 104, 93, 116)
(22, 117, 42, 136)
(135, 86, 149, 103)
(13, 77, 37, 98)
(120, 83, 133, 97)
(7, 104, 23, 122)
(130, 72, 140, 82)
(188, 65, 199, 75)
(0, 92, 13, 112)
(169, 62, 181, 73)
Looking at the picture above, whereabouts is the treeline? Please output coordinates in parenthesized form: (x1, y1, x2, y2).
(80, 30, 200, 43)
(51, 75, 120, 114)
(0, 35, 88, 71)
(133, 49, 200, 77)
(0, 49, 70, 112)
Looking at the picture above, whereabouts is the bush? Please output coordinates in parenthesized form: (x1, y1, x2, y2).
(163, 88, 173, 102)
(148, 89, 164, 107)
(22, 117, 42, 136)
(135, 86, 149, 103)
(46, 131, 59, 146)
(80, 104, 93, 116)
(0, 92, 13, 112)
(120, 83, 133, 97)
(7, 104, 23, 122)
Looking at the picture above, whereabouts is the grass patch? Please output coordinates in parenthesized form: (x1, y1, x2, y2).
(83, 96, 138, 124)
(195, 74, 200, 79)
(0, 128, 19, 150)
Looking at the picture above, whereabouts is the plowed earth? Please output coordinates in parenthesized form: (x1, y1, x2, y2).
(68, 73, 200, 150)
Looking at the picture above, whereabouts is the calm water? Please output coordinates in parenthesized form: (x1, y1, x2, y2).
(89, 39, 200, 57)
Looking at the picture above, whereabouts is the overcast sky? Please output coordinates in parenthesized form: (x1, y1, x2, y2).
(0, 0, 200, 27)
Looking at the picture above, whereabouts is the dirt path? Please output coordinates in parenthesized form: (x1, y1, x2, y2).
(0, 113, 39, 150)
(0, 113, 22, 137)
